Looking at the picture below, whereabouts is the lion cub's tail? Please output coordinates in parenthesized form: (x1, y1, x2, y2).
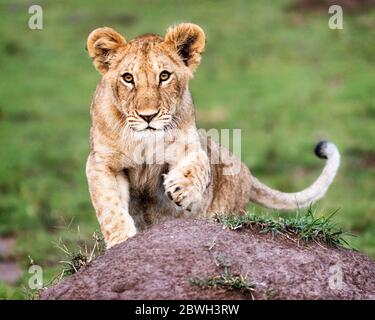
(249, 141, 340, 210)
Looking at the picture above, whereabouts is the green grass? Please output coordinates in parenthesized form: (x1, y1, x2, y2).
(0, 0, 374, 299)
(216, 207, 352, 248)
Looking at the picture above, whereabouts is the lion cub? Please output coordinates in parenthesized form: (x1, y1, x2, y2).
(86, 23, 340, 248)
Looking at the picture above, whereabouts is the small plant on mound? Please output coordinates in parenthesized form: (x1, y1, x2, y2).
(191, 272, 255, 296)
(22, 228, 106, 299)
(191, 249, 256, 298)
(215, 207, 352, 248)
(53, 229, 106, 278)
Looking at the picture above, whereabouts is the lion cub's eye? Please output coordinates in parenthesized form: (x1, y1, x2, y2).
(121, 73, 134, 84)
(159, 71, 171, 83)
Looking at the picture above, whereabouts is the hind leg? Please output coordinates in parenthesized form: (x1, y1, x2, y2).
(207, 160, 252, 215)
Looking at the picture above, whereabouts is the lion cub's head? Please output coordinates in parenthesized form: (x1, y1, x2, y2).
(87, 23, 205, 132)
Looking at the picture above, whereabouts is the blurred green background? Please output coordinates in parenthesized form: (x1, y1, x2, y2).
(0, 0, 374, 299)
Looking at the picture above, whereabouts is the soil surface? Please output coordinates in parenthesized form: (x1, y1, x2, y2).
(40, 218, 375, 300)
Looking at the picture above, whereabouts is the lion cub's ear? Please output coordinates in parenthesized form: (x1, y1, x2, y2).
(87, 27, 126, 74)
(164, 23, 205, 73)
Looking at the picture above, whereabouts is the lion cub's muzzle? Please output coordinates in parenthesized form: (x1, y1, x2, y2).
(128, 109, 172, 132)
(136, 110, 159, 130)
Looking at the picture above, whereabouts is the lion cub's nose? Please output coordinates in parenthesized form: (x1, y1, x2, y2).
(137, 111, 159, 123)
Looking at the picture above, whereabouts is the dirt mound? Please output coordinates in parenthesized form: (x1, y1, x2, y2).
(40, 218, 375, 300)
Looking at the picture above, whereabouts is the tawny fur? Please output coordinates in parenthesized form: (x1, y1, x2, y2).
(86, 23, 340, 248)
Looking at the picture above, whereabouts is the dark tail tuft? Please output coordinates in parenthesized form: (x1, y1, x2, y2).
(314, 141, 329, 159)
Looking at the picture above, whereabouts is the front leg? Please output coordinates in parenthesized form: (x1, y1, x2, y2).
(164, 146, 210, 212)
(86, 152, 136, 248)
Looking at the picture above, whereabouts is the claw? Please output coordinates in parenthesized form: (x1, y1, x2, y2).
(166, 191, 173, 201)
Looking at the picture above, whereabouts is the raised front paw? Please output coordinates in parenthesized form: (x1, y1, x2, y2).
(163, 169, 203, 212)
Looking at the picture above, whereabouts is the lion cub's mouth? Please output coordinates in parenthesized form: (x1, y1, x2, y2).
(135, 125, 163, 133)
(146, 126, 157, 131)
